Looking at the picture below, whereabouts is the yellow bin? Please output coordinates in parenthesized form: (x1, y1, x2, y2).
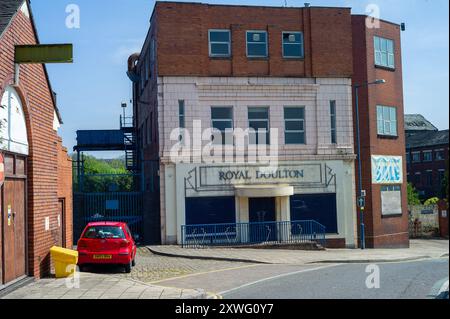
(50, 246, 79, 278)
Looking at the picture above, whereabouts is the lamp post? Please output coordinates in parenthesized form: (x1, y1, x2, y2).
(354, 79, 386, 249)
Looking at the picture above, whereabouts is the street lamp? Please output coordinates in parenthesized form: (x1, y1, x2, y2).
(354, 79, 386, 250)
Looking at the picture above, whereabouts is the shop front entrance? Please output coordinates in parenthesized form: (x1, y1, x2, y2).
(249, 197, 277, 242)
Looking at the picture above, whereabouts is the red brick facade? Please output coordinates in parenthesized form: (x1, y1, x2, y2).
(153, 2, 353, 78)
(0, 2, 72, 283)
(352, 16, 409, 248)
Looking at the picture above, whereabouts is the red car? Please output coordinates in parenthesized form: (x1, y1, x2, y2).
(77, 222, 137, 273)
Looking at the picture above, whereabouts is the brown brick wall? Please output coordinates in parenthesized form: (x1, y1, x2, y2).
(0, 7, 72, 279)
(57, 138, 73, 249)
(352, 16, 409, 248)
(154, 2, 353, 78)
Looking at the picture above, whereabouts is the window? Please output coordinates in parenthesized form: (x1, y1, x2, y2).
(211, 107, 233, 145)
(330, 101, 337, 144)
(249, 107, 270, 145)
(374, 36, 395, 68)
(406, 152, 410, 164)
(412, 152, 421, 163)
(209, 30, 231, 57)
(423, 151, 433, 162)
(284, 107, 305, 145)
(438, 170, 446, 185)
(178, 100, 185, 142)
(435, 149, 445, 161)
(380, 185, 402, 216)
(282, 32, 304, 58)
(246, 31, 268, 58)
(377, 105, 397, 136)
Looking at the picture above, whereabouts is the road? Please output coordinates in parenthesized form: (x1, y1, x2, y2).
(155, 258, 449, 299)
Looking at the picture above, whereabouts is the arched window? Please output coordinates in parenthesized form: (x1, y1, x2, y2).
(0, 86, 29, 155)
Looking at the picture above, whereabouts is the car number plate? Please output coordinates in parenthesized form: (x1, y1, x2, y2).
(93, 255, 112, 260)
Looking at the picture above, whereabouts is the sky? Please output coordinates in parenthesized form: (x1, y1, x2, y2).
(30, 0, 449, 157)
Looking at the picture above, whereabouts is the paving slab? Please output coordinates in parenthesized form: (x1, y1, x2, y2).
(148, 239, 449, 265)
(1, 272, 206, 300)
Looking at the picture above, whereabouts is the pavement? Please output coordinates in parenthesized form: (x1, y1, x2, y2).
(148, 239, 449, 265)
(1, 272, 206, 300)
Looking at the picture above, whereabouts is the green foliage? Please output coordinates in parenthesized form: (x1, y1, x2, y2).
(73, 155, 134, 193)
(424, 197, 439, 205)
(407, 183, 421, 205)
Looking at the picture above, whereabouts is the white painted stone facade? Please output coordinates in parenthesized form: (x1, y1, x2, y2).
(155, 76, 357, 247)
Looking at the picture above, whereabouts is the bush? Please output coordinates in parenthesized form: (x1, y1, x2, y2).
(424, 197, 439, 205)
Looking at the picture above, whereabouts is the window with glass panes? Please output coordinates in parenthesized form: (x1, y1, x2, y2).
(412, 152, 421, 163)
(377, 105, 397, 136)
(374, 36, 395, 68)
(246, 31, 268, 57)
(282, 32, 304, 58)
(178, 100, 185, 142)
(284, 107, 305, 144)
(211, 107, 233, 145)
(248, 107, 270, 145)
(209, 30, 231, 57)
(330, 101, 337, 144)
(423, 151, 432, 162)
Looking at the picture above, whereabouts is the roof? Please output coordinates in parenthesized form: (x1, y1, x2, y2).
(0, 0, 63, 124)
(406, 130, 449, 149)
(404, 114, 438, 132)
(0, 0, 24, 38)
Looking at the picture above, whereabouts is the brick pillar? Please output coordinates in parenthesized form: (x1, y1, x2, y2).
(438, 200, 449, 239)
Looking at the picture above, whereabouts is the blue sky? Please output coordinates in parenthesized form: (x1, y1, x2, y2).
(31, 0, 449, 156)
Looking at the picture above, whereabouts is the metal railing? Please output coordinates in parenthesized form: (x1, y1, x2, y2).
(181, 220, 326, 248)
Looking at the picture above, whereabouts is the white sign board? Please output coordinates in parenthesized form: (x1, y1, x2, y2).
(371, 155, 403, 184)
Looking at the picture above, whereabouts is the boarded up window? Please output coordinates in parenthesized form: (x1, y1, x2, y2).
(381, 185, 402, 216)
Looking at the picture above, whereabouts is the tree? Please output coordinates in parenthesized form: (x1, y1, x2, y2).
(407, 183, 421, 205)
(441, 170, 449, 201)
(424, 197, 439, 205)
(73, 154, 133, 192)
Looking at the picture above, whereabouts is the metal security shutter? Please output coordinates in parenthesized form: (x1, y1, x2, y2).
(185, 196, 236, 225)
(290, 194, 338, 234)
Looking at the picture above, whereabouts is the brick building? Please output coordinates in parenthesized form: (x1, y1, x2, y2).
(129, 2, 408, 248)
(405, 114, 449, 200)
(0, 0, 72, 289)
(352, 16, 409, 248)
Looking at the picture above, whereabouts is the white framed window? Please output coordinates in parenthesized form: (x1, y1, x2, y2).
(374, 36, 395, 68)
(423, 150, 433, 162)
(248, 107, 270, 145)
(330, 101, 337, 144)
(284, 106, 305, 145)
(209, 30, 231, 57)
(381, 185, 402, 216)
(377, 105, 398, 136)
(412, 152, 421, 163)
(246, 31, 268, 58)
(211, 106, 234, 145)
(282, 31, 304, 58)
(435, 149, 445, 161)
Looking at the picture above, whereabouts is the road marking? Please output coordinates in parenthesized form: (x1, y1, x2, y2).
(150, 264, 260, 284)
(218, 263, 340, 296)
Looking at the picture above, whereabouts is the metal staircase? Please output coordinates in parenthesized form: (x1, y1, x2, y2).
(121, 115, 138, 172)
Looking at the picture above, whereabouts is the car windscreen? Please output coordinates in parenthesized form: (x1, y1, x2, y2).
(83, 226, 126, 239)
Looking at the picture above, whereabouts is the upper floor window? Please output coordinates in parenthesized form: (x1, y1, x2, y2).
(412, 152, 421, 163)
(423, 151, 433, 162)
(374, 36, 395, 68)
(249, 107, 270, 145)
(282, 32, 304, 58)
(211, 107, 233, 145)
(377, 105, 397, 137)
(178, 100, 185, 142)
(330, 101, 337, 144)
(246, 31, 268, 58)
(209, 30, 231, 57)
(406, 152, 410, 164)
(284, 107, 305, 145)
(435, 149, 445, 161)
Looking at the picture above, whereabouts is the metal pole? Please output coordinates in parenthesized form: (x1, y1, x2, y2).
(355, 86, 365, 249)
